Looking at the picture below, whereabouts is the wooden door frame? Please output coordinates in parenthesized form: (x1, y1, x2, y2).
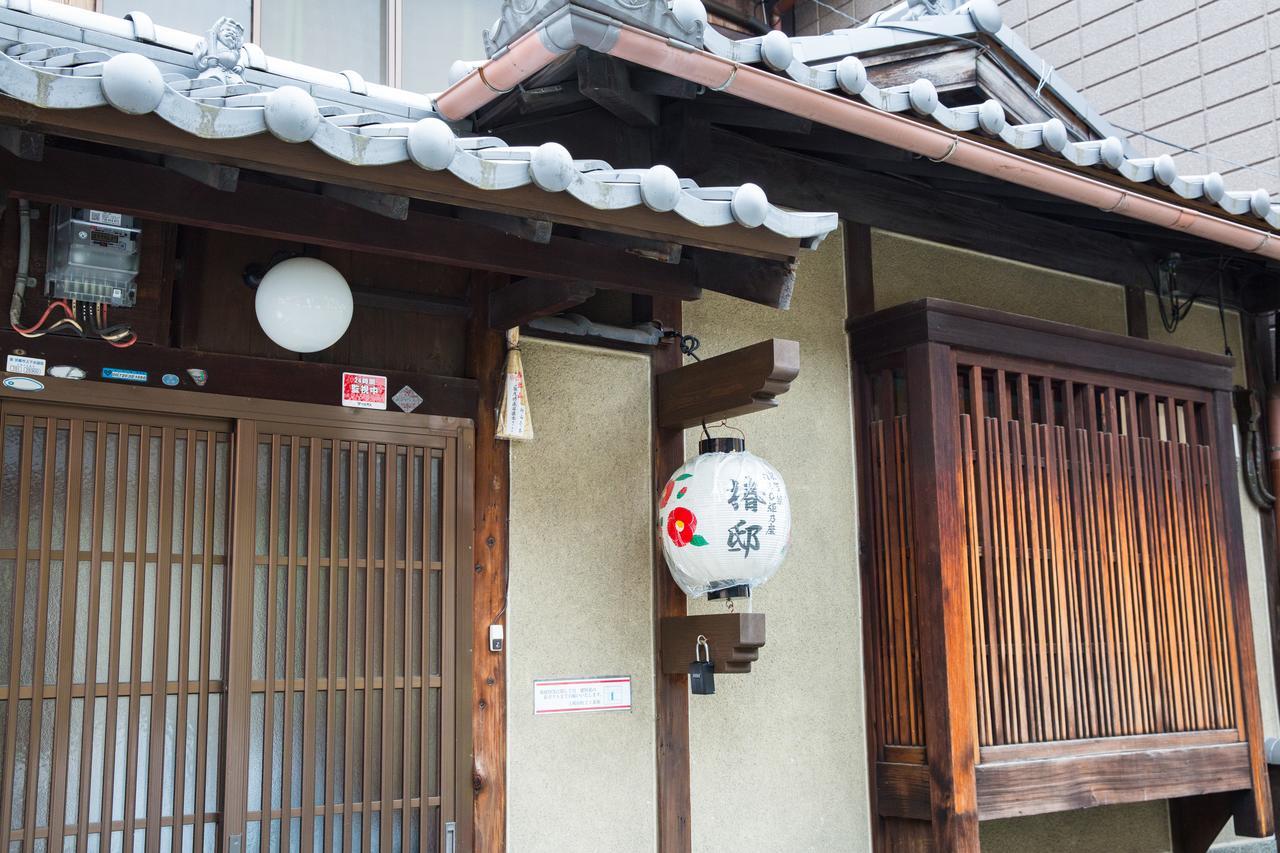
(0, 373, 477, 849)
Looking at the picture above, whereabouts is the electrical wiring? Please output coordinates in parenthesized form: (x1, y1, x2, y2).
(11, 298, 78, 338)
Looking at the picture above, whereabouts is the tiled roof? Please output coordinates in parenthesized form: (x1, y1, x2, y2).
(0, 1, 837, 246)
(483, 0, 1280, 235)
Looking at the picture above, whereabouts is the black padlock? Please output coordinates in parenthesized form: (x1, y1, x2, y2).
(690, 635, 715, 695)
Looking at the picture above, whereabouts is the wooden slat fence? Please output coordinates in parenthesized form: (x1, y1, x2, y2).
(863, 356, 1242, 751)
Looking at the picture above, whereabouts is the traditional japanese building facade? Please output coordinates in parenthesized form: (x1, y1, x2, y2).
(0, 1, 1278, 851)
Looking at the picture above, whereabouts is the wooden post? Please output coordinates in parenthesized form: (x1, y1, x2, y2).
(1210, 388, 1275, 837)
(469, 274, 511, 852)
(1126, 285, 1150, 339)
(652, 295, 693, 853)
(904, 341, 981, 851)
(845, 223, 875, 320)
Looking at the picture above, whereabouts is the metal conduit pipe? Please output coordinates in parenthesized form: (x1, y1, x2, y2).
(526, 313, 665, 346)
(1268, 387, 1280, 570)
(435, 18, 1280, 262)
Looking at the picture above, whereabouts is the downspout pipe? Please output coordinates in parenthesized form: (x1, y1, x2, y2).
(436, 13, 1280, 262)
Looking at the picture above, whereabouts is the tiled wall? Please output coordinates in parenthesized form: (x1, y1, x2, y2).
(794, 0, 1280, 194)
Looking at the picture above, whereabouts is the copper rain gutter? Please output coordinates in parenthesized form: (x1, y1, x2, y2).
(435, 16, 1280, 261)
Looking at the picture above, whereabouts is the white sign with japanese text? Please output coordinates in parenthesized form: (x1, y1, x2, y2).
(533, 677, 632, 715)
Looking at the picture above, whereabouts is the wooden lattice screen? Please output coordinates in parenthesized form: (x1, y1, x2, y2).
(0, 388, 472, 853)
(850, 300, 1273, 852)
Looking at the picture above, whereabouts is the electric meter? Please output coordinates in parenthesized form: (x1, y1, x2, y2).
(45, 206, 141, 307)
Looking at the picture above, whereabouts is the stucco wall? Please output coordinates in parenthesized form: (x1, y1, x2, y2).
(503, 228, 1279, 853)
(506, 340, 658, 853)
(681, 230, 868, 851)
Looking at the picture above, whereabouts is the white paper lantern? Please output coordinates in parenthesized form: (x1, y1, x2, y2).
(255, 257, 353, 353)
(657, 439, 792, 598)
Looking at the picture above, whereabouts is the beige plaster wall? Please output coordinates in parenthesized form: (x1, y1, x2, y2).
(871, 230, 1128, 333)
(681, 231, 869, 851)
(506, 339, 658, 853)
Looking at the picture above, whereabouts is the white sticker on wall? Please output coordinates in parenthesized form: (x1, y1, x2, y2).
(5, 354, 46, 376)
(533, 677, 632, 715)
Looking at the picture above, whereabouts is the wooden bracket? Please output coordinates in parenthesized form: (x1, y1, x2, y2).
(660, 613, 766, 674)
(656, 339, 800, 430)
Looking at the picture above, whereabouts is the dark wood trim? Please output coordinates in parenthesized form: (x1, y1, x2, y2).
(0, 103, 803, 260)
(655, 339, 800, 430)
(652, 296, 692, 853)
(848, 298, 1236, 391)
(1209, 387, 1275, 836)
(845, 223, 875, 320)
(468, 277, 510, 852)
(904, 341, 980, 850)
(975, 744, 1253, 821)
(0, 329, 477, 420)
(0, 145, 705, 301)
(1125, 285, 1150, 339)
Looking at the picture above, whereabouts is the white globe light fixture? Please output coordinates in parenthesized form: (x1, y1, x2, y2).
(254, 257, 353, 353)
(657, 437, 792, 600)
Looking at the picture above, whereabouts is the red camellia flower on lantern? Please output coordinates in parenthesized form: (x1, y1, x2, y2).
(660, 480, 675, 509)
(667, 506, 697, 547)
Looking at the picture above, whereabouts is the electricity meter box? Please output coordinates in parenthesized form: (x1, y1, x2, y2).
(45, 206, 141, 307)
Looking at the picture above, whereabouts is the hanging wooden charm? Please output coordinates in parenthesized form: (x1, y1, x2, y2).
(495, 327, 533, 441)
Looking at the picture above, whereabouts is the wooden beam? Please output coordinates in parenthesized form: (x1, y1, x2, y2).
(0, 145, 704, 300)
(351, 286, 471, 317)
(0, 102, 802, 260)
(468, 276, 510, 853)
(456, 208, 553, 244)
(694, 126, 1263, 294)
(976, 745, 1251, 821)
(904, 340, 979, 850)
(651, 295, 692, 853)
(655, 339, 800, 430)
(321, 183, 409, 220)
(0, 328, 477, 419)
(0, 125, 42, 161)
(163, 154, 239, 192)
(488, 278, 596, 329)
(688, 249, 797, 310)
(576, 50, 660, 127)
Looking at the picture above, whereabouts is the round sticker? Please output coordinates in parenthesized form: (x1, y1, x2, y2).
(48, 365, 86, 380)
(162, 374, 180, 387)
(3, 376, 45, 392)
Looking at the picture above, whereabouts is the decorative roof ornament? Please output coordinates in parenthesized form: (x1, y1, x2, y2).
(193, 16, 246, 84)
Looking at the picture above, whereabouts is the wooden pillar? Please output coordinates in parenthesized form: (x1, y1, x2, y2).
(1210, 388, 1275, 837)
(469, 275, 510, 852)
(652, 295, 693, 853)
(904, 342, 981, 851)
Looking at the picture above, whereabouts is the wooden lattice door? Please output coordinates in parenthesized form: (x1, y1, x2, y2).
(0, 401, 233, 852)
(0, 390, 471, 853)
(222, 420, 463, 853)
